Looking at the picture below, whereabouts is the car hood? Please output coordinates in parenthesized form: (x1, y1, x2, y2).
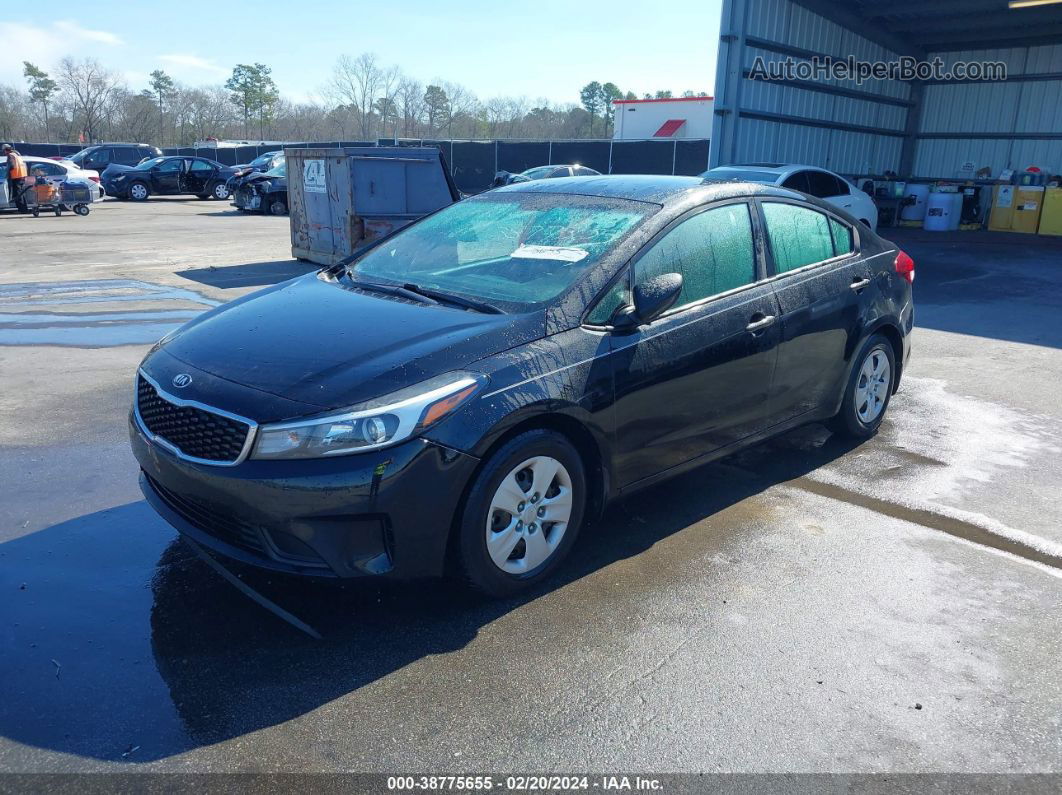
(101, 164, 136, 178)
(154, 273, 542, 413)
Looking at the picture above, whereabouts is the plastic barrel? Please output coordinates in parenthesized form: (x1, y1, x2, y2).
(924, 192, 954, 232)
(901, 184, 931, 221)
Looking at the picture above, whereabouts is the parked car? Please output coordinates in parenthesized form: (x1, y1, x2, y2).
(130, 175, 913, 596)
(492, 164, 600, 188)
(232, 151, 283, 179)
(67, 143, 162, 173)
(0, 155, 103, 209)
(226, 154, 284, 196)
(103, 156, 237, 201)
(232, 161, 288, 215)
(702, 164, 879, 229)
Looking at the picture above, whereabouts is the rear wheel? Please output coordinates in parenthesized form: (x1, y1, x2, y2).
(455, 430, 586, 597)
(828, 333, 895, 439)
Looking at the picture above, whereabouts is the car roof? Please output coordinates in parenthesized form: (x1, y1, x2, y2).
(709, 163, 834, 176)
(493, 174, 802, 205)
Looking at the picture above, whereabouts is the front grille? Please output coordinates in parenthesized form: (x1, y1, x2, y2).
(137, 375, 251, 463)
(146, 474, 266, 556)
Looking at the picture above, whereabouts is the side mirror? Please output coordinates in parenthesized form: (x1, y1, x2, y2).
(613, 273, 683, 329)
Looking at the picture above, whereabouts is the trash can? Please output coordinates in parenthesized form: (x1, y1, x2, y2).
(285, 147, 460, 265)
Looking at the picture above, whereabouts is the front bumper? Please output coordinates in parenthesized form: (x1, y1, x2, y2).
(131, 414, 480, 579)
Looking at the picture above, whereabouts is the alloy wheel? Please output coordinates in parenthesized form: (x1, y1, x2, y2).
(855, 347, 890, 424)
(485, 456, 573, 574)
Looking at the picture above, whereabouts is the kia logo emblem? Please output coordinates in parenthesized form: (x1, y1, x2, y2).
(172, 373, 193, 388)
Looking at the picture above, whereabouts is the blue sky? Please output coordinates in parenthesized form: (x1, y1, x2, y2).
(1, 0, 720, 105)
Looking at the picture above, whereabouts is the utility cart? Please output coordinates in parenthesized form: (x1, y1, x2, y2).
(19, 177, 93, 217)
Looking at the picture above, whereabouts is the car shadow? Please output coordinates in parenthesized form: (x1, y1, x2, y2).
(0, 425, 861, 763)
(178, 260, 318, 289)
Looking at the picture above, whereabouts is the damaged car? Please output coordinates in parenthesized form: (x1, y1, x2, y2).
(130, 176, 913, 597)
(232, 161, 288, 215)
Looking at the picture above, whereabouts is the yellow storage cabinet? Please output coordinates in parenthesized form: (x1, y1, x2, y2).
(1039, 188, 1062, 237)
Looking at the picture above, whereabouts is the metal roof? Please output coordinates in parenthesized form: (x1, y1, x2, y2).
(796, 0, 1062, 54)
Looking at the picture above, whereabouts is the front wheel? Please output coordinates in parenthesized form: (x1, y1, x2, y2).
(455, 430, 587, 597)
(828, 334, 896, 439)
(269, 198, 288, 216)
(128, 181, 149, 201)
(212, 183, 230, 200)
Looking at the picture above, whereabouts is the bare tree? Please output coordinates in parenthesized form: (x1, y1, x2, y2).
(332, 53, 400, 139)
(56, 57, 123, 143)
(396, 77, 423, 138)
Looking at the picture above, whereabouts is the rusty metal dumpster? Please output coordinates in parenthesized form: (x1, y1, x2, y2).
(285, 146, 459, 265)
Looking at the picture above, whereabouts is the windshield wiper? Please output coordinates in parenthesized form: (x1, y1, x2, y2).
(347, 278, 439, 306)
(400, 283, 504, 315)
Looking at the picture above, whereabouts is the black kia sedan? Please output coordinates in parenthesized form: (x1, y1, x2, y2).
(104, 156, 237, 201)
(130, 176, 914, 596)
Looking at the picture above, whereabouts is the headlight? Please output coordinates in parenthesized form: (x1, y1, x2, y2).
(251, 371, 486, 460)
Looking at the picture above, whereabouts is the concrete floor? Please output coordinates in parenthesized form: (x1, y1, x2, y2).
(1, 199, 1060, 773)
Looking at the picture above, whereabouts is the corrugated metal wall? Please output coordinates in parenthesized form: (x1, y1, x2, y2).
(714, 1, 1062, 179)
(712, 0, 910, 176)
(913, 44, 1062, 177)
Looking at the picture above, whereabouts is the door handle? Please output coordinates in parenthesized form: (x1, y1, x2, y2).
(746, 314, 776, 334)
(850, 277, 871, 291)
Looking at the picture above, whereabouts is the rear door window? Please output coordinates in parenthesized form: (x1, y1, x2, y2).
(762, 202, 835, 273)
(781, 171, 810, 194)
(804, 170, 836, 198)
(634, 202, 757, 309)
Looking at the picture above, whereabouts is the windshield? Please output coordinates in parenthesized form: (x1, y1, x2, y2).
(520, 166, 556, 180)
(263, 158, 286, 178)
(349, 193, 656, 310)
(67, 149, 94, 166)
(702, 168, 779, 184)
(251, 152, 279, 168)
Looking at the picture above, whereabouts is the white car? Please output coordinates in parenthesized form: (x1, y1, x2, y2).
(1, 155, 104, 209)
(702, 163, 878, 229)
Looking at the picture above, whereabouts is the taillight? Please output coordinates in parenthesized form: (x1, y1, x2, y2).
(894, 250, 915, 284)
(88, 175, 100, 183)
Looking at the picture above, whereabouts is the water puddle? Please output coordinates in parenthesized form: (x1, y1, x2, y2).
(0, 279, 218, 347)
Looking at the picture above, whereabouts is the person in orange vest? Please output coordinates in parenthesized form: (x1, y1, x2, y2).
(3, 143, 28, 211)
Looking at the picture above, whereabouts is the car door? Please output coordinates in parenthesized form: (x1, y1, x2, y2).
(599, 200, 782, 488)
(184, 159, 216, 195)
(150, 158, 184, 194)
(758, 200, 868, 425)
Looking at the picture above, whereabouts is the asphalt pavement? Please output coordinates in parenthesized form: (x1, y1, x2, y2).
(1, 199, 1060, 774)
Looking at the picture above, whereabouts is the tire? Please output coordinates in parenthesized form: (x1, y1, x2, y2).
(212, 183, 230, 200)
(828, 333, 896, 439)
(269, 198, 288, 216)
(455, 430, 587, 597)
(74, 204, 90, 216)
(128, 181, 149, 201)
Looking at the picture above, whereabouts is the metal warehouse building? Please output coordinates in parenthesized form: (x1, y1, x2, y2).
(710, 0, 1062, 178)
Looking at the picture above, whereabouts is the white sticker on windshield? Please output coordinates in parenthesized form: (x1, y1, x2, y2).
(511, 245, 588, 263)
